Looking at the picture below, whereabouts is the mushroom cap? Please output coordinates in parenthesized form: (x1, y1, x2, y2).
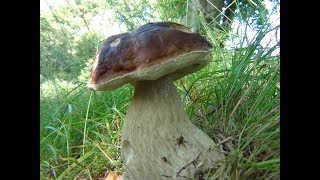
(87, 22, 213, 91)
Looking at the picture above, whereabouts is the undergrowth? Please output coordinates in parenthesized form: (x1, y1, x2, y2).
(40, 1, 279, 179)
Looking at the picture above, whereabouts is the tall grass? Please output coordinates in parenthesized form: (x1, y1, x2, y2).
(40, 1, 279, 179)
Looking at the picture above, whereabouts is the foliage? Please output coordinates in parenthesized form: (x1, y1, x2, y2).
(40, 13, 74, 81)
(155, 0, 187, 22)
(40, 0, 106, 83)
(105, 0, 159, 31)
(40, 0, 280, 179)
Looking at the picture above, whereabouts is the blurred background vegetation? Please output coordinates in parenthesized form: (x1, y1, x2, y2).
(40, 0, 280, 179)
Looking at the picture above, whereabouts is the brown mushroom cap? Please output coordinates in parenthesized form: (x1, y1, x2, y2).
(87, 22, 213, 91)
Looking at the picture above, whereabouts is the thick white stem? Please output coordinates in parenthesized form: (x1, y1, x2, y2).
(121, 76, 224, 179)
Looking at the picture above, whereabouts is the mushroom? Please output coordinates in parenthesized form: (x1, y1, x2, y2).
(88, 22, 224, 179)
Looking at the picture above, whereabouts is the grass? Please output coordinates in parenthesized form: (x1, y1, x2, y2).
(40, 4, 279, 180)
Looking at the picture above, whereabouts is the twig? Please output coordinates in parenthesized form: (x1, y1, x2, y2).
(200, 136, 233, 162)
(216, 136, 233, 146)
(178, 175, 193, 180)
(161, 175, 173, 178)
(176, 152, 202, 176)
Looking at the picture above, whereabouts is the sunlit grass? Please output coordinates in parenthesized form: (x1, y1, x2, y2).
(40, 1, 279, 179)
(40, 83, 133, 179)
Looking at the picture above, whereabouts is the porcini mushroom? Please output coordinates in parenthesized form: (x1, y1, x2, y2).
(88, 22, 224, 179)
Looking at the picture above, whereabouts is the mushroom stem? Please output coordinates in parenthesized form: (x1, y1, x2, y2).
(121, 76, 224, 179)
